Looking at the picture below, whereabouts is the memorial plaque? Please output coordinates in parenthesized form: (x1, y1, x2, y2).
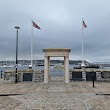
(71, 72, 83, 81)
(101, 72, 110, 78)
(23, 73, 33, 81)
(72, 72, 82, 78)
(86, 72, 96, 81)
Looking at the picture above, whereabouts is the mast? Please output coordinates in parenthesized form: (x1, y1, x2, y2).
(81, 18, 87, 67)
(31, 19, 33, 67)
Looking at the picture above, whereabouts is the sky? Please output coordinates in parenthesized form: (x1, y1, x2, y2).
(0, 0, 110, 62)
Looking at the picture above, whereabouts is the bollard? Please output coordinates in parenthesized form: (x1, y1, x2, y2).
(93, 74, 95, 87)
(1, 70, 2, 79)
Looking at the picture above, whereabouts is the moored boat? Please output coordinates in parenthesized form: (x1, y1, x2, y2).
(73, 63, 101, 69)
(54, 63, 64, 69)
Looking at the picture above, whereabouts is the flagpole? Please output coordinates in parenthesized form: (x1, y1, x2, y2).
(31, 19, 33, 68)
(30, 20, 41, 69)
(81, 18, 85, 67)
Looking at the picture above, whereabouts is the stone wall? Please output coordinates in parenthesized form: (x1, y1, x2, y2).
(4, 70, 44, 83)
(69, 72, 110, 82)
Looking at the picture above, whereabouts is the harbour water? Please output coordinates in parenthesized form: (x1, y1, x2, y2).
(0, 65, 74, 77)
(0, 65, 109, 78)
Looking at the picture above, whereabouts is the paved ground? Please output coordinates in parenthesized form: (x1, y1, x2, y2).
(0, 79, 110, 110)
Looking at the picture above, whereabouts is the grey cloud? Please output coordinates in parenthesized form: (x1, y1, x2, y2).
(0, 0, 110, 62)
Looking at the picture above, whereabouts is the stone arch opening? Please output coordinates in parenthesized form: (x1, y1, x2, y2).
(43, 48, 71, 83)
(50, 57, 64, 80)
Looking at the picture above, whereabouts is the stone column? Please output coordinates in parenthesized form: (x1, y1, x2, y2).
(48, 57, 50, 81)
(96, 72, 102, 81)
(82, 72, 86, 81)
(64, 57, 66, 81)
(44, 56, 49, 83)
(64, 56, 69, 83)
(21, 73, 23, 82)
(32, 72, 35, 82)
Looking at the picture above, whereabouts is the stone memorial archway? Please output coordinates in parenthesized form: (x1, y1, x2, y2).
(43, 48, 71, 83)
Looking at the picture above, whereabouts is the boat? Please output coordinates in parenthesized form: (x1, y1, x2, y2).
(17, 64, 23, 67)
(73, 63, 101, 69)
(36, 62, 44, 66)
(54, 63, 64, 69)
(29, 65, 32, 69)
(0, 65, 14, 68)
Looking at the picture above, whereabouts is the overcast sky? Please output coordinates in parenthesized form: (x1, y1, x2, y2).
(0, 0, 110, 62)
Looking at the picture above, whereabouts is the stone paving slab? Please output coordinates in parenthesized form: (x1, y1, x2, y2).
(10, 93, 110, 110)
(0, 80, 110, 109)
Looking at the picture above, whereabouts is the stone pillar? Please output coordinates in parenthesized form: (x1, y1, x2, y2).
(21, 73, 23, 82)
(96, 72, 102, 81)
(64, 56, 69, 83)
(48, 57, 50, 81)
(82, 72, 86, 81)
(44, 56, 49, 83)
(64, 57, 66, 81)
(32, 72, 35, 82)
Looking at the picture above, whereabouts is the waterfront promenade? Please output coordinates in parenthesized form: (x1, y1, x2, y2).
(0, 79, 110, 110)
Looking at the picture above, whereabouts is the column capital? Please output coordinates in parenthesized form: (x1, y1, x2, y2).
(44, 56, 48, 58)
(64, 56, 69, 58)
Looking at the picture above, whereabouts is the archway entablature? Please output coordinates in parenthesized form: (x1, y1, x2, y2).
(43, 48, 71, 57)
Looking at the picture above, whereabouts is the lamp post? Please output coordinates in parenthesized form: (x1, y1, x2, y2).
(15, 26, 20, 84)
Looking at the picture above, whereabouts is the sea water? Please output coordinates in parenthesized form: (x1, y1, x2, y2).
(0, 65, 74, 78)
(0, 65, 109, 79)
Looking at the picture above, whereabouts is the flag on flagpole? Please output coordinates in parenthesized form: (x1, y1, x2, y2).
(30, 20, 41, 68)
(81, 19, 87, 67)
(83, 20, 87, 28)
(32, 21, 41, 29)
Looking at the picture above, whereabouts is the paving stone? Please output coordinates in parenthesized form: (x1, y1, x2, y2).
(0, 81, 110, 109)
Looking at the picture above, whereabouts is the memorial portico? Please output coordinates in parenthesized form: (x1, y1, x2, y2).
(43, 48, 71, 83)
